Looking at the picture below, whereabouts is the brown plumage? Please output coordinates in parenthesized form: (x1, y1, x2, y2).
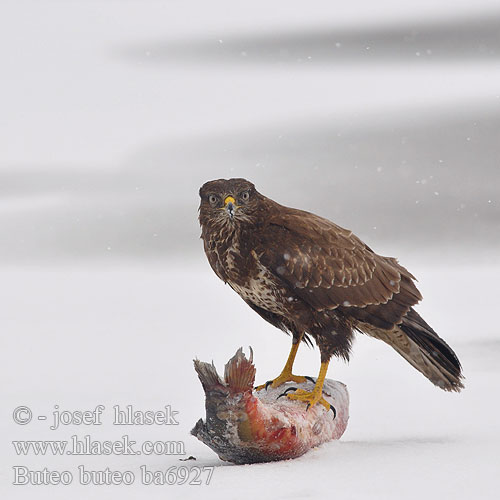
(199, 178, 464, 401)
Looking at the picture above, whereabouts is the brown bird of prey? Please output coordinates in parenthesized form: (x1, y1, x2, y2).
(199, 178, 464, 410)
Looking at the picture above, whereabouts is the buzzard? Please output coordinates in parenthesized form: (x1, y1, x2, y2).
(199, 178, 464, 410)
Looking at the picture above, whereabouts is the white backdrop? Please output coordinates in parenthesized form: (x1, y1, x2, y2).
(1, 2, 499, 499)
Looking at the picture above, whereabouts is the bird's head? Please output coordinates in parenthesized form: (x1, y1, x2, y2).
(199, 178, 262, 229)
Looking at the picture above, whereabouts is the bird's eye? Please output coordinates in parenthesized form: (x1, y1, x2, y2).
(208, 194, 218, 205)
(240, 191, 250, 202)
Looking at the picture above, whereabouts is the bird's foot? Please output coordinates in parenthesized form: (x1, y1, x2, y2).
(255, 373, 313, 391)
(280, 387, 335, 414)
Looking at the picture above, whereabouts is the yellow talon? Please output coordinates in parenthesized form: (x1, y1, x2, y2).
(255, 337, 306, 391)
(254, 337, 333, 412)
(286, 388, 331, 411)
(255, 373, 307, 391)
(286, 360, 331, 410)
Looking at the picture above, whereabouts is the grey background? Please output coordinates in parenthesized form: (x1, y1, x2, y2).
(1, 4, 500, 498)
(1, 0, 499, 264)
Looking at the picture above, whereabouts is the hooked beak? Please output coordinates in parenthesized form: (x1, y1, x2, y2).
(224, 196, 237, 218)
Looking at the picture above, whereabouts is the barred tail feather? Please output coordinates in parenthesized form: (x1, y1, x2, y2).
(362, 308, 464, 392)
(398, 309, 464, 392)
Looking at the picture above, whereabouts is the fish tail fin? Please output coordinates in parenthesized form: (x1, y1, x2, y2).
(193, 359, 224, 391)
(224, 347, 256, 392)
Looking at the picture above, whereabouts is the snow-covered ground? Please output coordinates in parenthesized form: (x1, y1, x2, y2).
(2, 0, 500, 498)
(1, 262, 499, 499)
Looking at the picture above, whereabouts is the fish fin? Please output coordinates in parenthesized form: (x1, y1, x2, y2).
(193, 359, 224, 391)
(224, 347, 256, 392)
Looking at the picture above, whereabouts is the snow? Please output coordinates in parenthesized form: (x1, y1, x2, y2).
(1, 262, 499, 499)
(1, 0, 500, 498)
(2, 0, 500, 166)
(1, 1, 499, 264)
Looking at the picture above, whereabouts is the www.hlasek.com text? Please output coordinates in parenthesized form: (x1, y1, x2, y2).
(13, 434, 186, 456)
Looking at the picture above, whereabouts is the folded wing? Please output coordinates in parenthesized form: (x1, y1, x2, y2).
(257, 205, 422, 329)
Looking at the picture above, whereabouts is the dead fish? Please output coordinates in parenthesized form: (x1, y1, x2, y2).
(191, 348, 349, 464)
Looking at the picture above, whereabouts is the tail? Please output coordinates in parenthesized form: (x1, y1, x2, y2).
(397, 309, 464, 392)
(194, 347, 256, 394)
(363, 308, 464, 391)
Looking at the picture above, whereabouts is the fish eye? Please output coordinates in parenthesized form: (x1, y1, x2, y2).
(208, 194, 219, 205)
(240, 191, 250, 201)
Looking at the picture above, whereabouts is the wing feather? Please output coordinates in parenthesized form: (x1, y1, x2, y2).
(257, 205, 422, 327)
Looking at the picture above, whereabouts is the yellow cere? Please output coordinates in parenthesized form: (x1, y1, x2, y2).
(224, 196, 236, 205)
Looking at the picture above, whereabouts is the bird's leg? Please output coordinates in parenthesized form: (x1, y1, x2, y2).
(255, 334, 308, 391)
(286, 360, 332, 411)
